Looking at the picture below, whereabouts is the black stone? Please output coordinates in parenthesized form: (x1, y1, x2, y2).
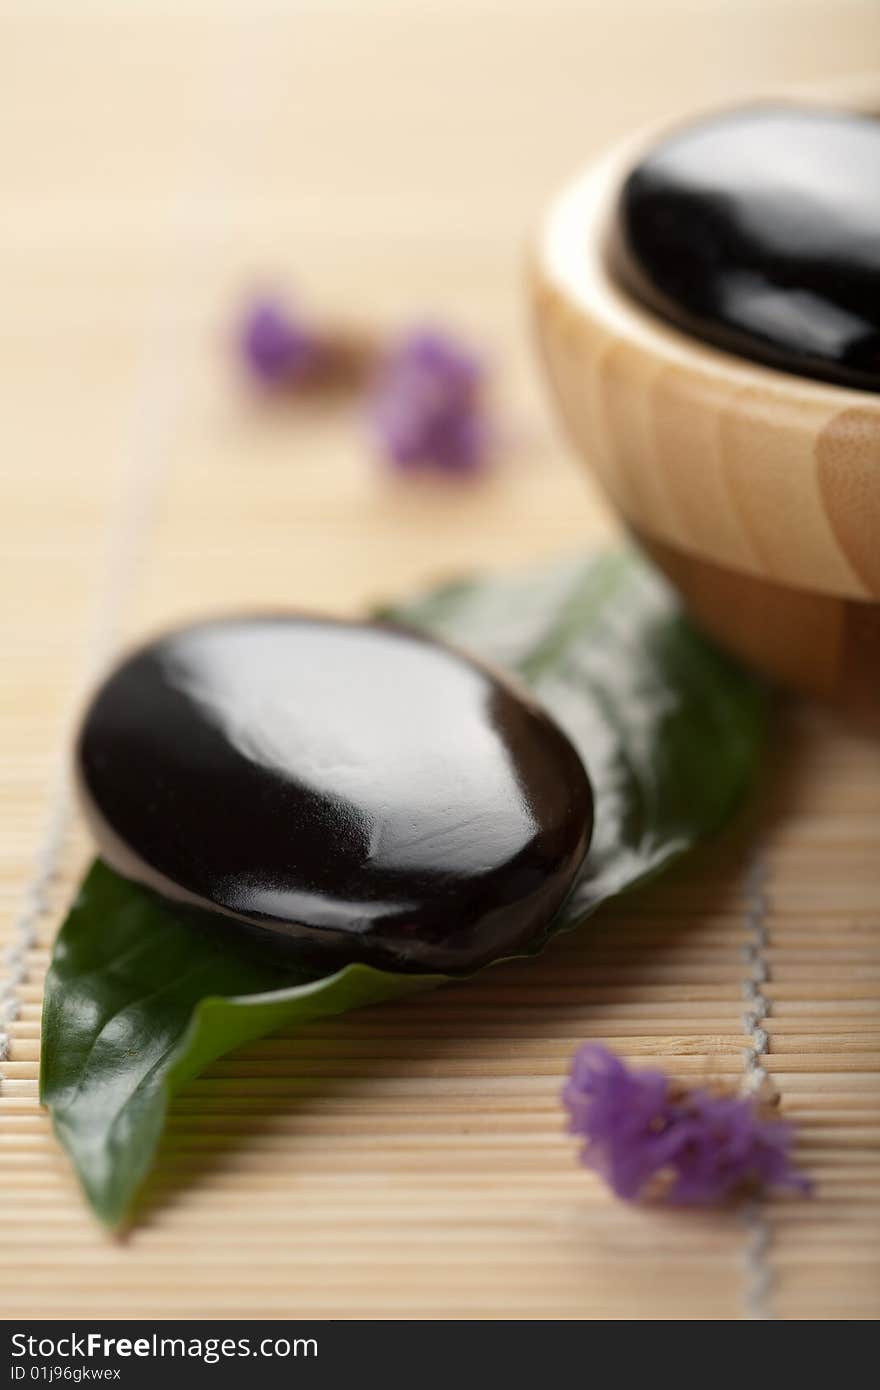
(76, 616, 593, 974)
(610, 104, 880, 392)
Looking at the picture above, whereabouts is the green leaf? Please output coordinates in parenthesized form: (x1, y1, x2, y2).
(40, 550, 764, 1225)
(40, 865, 436, 1226)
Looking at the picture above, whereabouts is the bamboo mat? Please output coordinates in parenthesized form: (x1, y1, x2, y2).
(2, 1, 879, 1321)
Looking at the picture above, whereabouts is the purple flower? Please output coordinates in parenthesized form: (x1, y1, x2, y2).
(562, 1045, 811, 1205)
(367, 327, 489, 473)
(239, 298, 319, 386)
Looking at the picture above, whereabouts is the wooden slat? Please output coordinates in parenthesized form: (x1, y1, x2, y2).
(1, 0, 879, 1322)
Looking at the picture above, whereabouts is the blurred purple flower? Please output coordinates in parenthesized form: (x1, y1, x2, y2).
(367, 327, 489, 473)
(562, 1045, 811, 1205)
(239, 298, 319, 386)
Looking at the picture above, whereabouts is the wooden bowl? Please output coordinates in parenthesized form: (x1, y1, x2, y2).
(532, 103, 880, 724)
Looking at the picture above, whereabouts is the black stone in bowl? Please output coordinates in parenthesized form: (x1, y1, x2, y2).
(609, 104, 880, 392)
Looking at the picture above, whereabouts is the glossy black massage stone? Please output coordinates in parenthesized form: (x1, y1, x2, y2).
(76, 616, 594, 974)
(610, 104, 880, 392)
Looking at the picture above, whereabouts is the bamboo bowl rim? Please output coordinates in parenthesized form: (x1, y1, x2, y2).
(534, 84, 880, 605)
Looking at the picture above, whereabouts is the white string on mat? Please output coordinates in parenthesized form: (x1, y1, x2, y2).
(0, 15, 270, 1081)
(739, 851, 776, 1320)
(740, 1199, 774, 1322)
(743, 854, 773, 1091)
(0, 794, 68, 1065)
(0, 307, 188, 1071)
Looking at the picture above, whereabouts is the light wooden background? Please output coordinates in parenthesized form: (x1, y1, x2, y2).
(2, 0, 879, 1320)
